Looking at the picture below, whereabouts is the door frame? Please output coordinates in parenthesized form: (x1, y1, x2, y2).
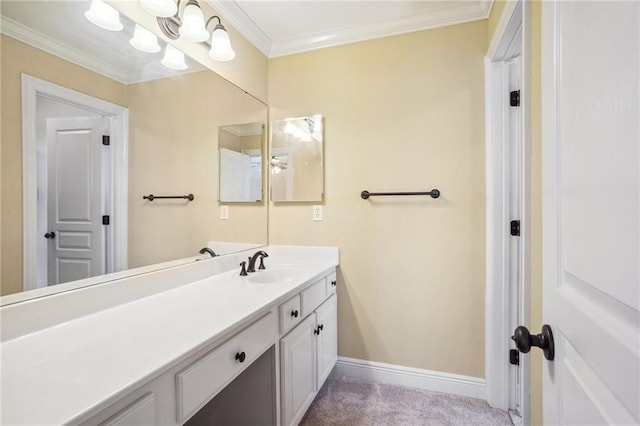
(21, 74, 129, 291)
(484, 0, 531, 421)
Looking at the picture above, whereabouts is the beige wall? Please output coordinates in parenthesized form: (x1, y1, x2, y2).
(0, 35, 128, 296)
(268, 21, 488, 377)
(487, 2, 543, 423)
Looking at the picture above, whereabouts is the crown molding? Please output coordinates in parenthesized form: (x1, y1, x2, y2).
(206, 0, 493, 59)
(270, 1, 492, 58)
(1, 16, 131, 84)
(205, 0, 272, 57)
(481, 0, 495, 17)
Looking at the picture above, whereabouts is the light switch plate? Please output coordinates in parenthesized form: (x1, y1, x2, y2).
(313, 205, 323, 221)
(220, 205, 229, 220)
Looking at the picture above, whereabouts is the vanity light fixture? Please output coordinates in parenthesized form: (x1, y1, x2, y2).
(141, 0, 236, 61)
(208, 16, 235, 61)
(179, 0, 209, 42)
(161, 44, 187, 70)
(85, 0, 123, 32)
(129, 24, 161, 53)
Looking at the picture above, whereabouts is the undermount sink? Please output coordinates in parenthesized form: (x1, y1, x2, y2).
(247, 265, 311, 284)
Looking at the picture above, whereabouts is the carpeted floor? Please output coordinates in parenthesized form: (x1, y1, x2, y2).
(300, 375, 513, 426)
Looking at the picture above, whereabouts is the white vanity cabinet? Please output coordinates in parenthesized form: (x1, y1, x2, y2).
(315, 295, 337, 389)
(176, 312, 277, 422)
(280, 271, 338, 426)
(280, 315, 318, 426)
(1, 246, 339, 426)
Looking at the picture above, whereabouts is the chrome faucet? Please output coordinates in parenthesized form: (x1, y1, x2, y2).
(199, 247, 217, 258)
(247, 250, 268, 273)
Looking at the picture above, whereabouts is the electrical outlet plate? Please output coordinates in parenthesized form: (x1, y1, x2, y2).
(313, 205, 323, 221)
(220, 205, 229, 220)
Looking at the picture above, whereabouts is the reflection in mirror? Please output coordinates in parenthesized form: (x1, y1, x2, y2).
(0, 0, 268, 300)
(270, 115, 324, 202)
(218, 123, 264, 202)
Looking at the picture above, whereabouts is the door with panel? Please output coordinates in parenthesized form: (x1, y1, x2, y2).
(541, 1, 639, 424)
(315, 294, 337, 390)
(280, 315, 316, 426)
(46, 117, 107, 285)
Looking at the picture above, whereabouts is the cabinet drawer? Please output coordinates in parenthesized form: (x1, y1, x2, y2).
(326, 271, 337, 296)
(176, 312, 277, 422)
(100, 393, 155, 426)
(279, 294, 301, 334)
(300, 279, 326, 317)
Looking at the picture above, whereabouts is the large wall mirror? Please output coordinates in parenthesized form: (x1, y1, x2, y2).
(270, 115, 324, 202)
(0, 0, 268, 301)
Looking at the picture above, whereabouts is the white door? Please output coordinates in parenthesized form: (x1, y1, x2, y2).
(542, 1, 639, 424)
(46, 117, 106, 285)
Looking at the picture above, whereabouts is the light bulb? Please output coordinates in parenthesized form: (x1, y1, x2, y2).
(129, 24, 161, 53)
(179, 1, 209, 42)
(85, 0, 123, 32)
(139, 0, 177, 18)
(161, 45, 187, 70)
(208, 24, 235, 61)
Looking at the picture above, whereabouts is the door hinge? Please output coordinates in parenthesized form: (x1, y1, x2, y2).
(510, 220, 520, 236)
(102, 215, 110, 225)
(510, 90, 520, 107)
(510, 349, 520, 365)
(102, 135, 110, 146)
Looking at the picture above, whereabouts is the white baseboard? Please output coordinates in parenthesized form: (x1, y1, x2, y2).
(334, 356, 487, 401)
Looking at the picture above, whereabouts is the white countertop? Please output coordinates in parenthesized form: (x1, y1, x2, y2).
(0, 246, 338, 425)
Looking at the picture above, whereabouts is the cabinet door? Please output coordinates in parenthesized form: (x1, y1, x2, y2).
(315, 294, 337, 390)
(280, 315, 316, 426)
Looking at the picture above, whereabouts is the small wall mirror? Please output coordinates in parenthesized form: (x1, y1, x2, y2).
(218, 123, 265, 202)
(270, 114, 324, 202)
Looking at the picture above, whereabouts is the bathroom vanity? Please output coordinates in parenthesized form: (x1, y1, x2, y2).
(0, 246, 339, 425)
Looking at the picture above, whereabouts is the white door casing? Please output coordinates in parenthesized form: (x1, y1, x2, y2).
(507, 56, 524, 416)
(22, 74, 129, 291)
(485, 0, 531, 419)
(46, 117, 105, 285)
(542, 1, 639, 424)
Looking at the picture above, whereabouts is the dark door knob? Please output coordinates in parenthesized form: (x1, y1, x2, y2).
(291, 310, 299, 318)
(235, 351, 246, 363)
(512, 324, 555, 361)
(44, 232, 56, 239)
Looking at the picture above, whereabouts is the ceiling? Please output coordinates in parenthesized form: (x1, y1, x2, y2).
(0, 1, 493, 82)
(207, 0, 494, 57)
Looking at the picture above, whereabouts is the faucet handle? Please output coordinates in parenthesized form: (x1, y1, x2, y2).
(239, 261, 248, 276)
(258, 256, 266, 270)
